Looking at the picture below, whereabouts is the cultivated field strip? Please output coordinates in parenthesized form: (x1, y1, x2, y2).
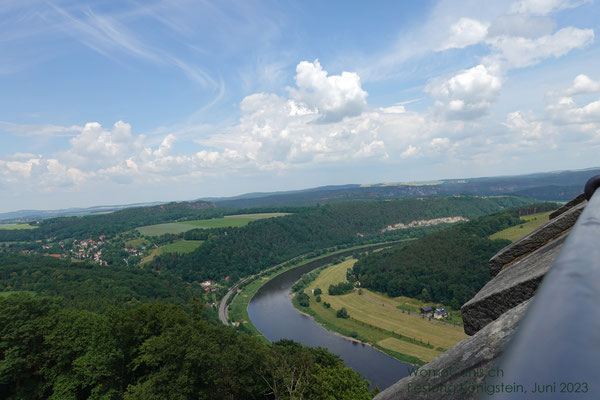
(304, 259, 467, 363)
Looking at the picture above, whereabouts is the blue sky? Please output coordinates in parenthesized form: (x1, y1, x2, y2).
(1, 0, 600, 212)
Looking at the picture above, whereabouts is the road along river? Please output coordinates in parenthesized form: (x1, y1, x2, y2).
(247, 245, 412, 390)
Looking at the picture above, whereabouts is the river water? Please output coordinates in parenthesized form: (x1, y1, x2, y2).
(247, 247, 412, 390)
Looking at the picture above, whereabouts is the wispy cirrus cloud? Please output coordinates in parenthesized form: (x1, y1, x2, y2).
(48, 2, 220, 90)
(0, 121, 82, 137)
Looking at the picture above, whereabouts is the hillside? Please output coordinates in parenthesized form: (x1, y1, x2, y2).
(151, 196, 533, 283)
(0, 200, 219, 242)
(352, 203, 558, 308)
(208, 168, 599, 208)
(3, 168, 596, 223)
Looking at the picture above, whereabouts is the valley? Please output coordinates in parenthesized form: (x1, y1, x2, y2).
(0, 174, 578, 398)
(3, 2, 598, 396)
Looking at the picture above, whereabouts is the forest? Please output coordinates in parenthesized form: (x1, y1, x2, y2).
(352, 203, 558, 308)
(0, 251, 374, 399)
(0, 253, 205, 312)
(150, 196, 533, 283)
(0, 294, 373, 400)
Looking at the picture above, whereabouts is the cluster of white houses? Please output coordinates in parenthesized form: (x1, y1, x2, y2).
(420, 305, 449, 319)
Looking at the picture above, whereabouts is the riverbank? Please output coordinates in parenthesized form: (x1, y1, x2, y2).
(292, 258, 468, 366)
(226, 241, 404, 340)
(289, 290, 402, 361)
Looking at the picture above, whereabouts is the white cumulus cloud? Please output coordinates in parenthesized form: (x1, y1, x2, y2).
(427, 64, 502, 120)
(564, 74, 600, 95)
(288, 60, 368, 123)
(547, 96, 600, 124)
(438, 18, 489, 51)
(400, 145, 419, 158)
(504, 111, 544, 138)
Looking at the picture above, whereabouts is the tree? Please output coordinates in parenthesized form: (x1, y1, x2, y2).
(336, 307, 349, 319)
(306, 364, 372, 400)
(0, 294, 58, 399)
(261, 340, 314, 400)
(313, 288, 322, 296)
(419, 287, 432, 302)
(297, 292, 310, 307)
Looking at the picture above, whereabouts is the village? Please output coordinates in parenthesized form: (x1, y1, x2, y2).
(16, 235, 145, 267)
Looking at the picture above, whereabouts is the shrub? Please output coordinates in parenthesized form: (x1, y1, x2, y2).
(336, 307, 349, 319)
(328, 282, 354, 296)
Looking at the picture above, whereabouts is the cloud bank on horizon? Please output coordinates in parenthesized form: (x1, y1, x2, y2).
(1, 0, 599, 212)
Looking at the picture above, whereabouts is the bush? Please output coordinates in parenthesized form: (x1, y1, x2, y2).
(336, 307, 349, 319)
(316, 296, 321, 303)
(313, 288, 322, 296)
(328, 281, 354, 296)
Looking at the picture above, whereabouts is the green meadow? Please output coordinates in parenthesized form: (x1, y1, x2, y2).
(489, 211, 553, 242)
(137, 213, 290, 236)
(0, 224, 38, 230)
(159, 240, 204, 254)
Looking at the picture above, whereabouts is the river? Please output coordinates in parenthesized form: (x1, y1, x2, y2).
(247, 247, 412, 390)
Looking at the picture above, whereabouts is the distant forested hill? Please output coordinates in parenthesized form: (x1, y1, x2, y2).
(0, 200, 219, 242)
(209, 168, 598, 208)
(151, 196, 534, 283)
(352, 203, 558, 308)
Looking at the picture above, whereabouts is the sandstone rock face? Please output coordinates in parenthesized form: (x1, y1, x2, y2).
(549, 193, 586, 219)
(374, 300, 531, 400)
(488, 201, 585, 277)
(461, 232, 567, 335)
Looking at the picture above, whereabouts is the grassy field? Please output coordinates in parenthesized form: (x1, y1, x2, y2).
(125, 237, 147, 247)
(159, 240, 204, 254)
(137, 213, 290, 236)
(228, 275, 273, 341)
(489, 211, 553, 242)
(0, 224, 37, 230)
(299, 259, 467, 365)
(140, 247, 160, 264)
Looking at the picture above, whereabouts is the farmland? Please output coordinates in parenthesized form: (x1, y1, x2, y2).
(159, 239, 204, 254)
(489, 211, 552, 242)
(297, 258, 467, 365)
(0, 224, 37, 230)
(136, 212, 290, 236)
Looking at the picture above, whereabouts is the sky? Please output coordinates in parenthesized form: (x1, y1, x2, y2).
(1, 0, 600, 212)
